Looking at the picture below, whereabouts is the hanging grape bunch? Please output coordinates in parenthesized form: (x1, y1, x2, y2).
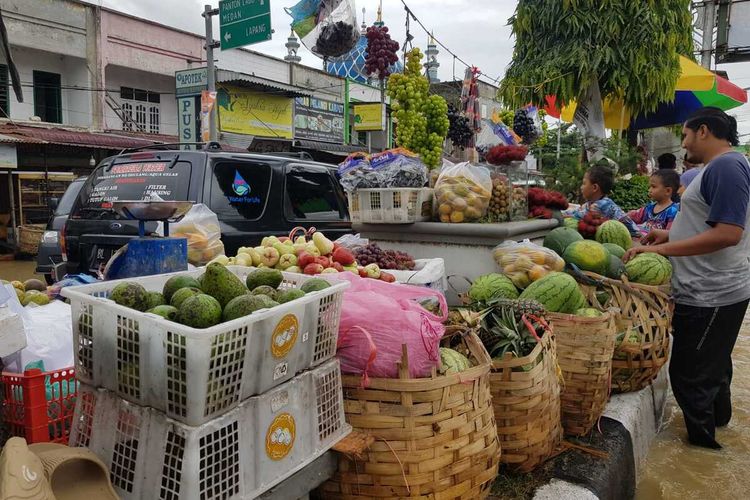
(513, 107, 541, 144)
(387, 49, 450, 168)
(364, 25, 400, 81)
(447, 104, 473, 150)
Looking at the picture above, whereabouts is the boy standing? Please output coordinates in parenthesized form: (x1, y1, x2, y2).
(565, 165, 640, 236)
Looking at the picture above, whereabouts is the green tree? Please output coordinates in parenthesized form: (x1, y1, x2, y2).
(500, 1, 693, 156)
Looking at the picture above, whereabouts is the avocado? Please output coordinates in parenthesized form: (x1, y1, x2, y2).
(277, 289, 306, 304)
(250, 285, 278, 300)
(170, 287, 202, 308)
(246, 268, 284, 291)
(177, 294, 222, 329)
(162, 275, 202, 303)
(23, 279, 47, 292)
(223, 294, 280, 322)
(147, 305, 179, 321)
(110, 282, 150, 311)
(300, 278, 331, 294)
(201, 263, 247, 308)
(145, 291, 167, 310)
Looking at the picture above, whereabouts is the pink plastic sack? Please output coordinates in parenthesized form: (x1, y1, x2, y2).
(335, 273, 448, 384)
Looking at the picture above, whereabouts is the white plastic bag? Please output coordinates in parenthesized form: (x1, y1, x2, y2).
(434, 162, 492, 223)
(288, 0, 359, 58)
(0, 284, 27, 358)
(160, 204, 225, 266)
(386, 258, 447, 293)
(16, 301, 73, 372)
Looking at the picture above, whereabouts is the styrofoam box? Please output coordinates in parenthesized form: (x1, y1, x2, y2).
(69, 359, 350, 500)
(347, 188, 433, 224)
(60, 266, 348, 426)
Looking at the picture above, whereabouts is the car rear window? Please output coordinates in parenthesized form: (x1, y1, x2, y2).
(54, 179, 85, 216)
(73, 160, 191, 217)
(209, 161, 272, 220)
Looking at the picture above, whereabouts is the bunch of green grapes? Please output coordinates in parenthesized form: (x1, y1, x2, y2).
(387, 48, 449, 168)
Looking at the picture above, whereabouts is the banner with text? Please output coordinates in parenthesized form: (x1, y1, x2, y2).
(294, 96, 345, 143)
(218, 85, 293, 139)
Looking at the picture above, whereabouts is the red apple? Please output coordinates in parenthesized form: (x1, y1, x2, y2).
(331, 262, 344, 272)
(315, 256, 331, 268)
(303, 263, 324, 275)
(298, 252, 315, 269)
(332, 247, 355, 266)
(358, 267, 368, 278)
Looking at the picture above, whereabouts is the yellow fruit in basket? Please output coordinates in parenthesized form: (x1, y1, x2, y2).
(440, 214, 451, 223)
(499, 254, 515, 267)
(451, 198, 468, 211)
(465, 207, 482, 220)
(453, 184, 470, 197)
(528, 265, 548, 282)
(530, 251, 548, 265)
(503, 264, 515, 274)
(438, 203, 452, 216)
(450, 211, 465, 223)
(510, 272, 531, 289)
(515, 255, 533, 270)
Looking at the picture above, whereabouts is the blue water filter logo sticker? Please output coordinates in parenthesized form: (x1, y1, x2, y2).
(232, 170, 250, 196)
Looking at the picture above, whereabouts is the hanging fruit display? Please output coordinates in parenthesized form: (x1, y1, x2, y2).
(460, 67, 482, 148)
(447, 104, 474, 150)
(387, 48, 450, 169)
(364, 25, 400, 81)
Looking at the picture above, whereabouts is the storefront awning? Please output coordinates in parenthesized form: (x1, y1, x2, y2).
(216, 70, 311, 97)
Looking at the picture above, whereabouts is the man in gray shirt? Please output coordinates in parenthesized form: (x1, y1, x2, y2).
(625, 107, 750, 449)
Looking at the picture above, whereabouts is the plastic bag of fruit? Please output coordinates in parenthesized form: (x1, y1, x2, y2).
(434, 161, 492, 223)
(162, 204, 225, 266)
(492, 239, 565, 289)
(338, 152, 380, 192)
(369, 148, 428, 188)
(287, 0, 359, 58)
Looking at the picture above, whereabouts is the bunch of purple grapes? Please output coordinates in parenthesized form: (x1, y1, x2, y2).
(364, 26, 400, 80)
(354, 243, 416, 270)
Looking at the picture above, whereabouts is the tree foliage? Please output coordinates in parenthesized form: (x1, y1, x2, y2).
(499, 0, 694, 116)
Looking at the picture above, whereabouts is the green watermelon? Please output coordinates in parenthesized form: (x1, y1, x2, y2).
(469, 273, 519, 303)
(575, 308, 603, 318)
(543, 227, 584, 257)
(519, 272, 586, 314)
(602, 243, 626, 259)
(625, 253, 672, 285)
(605, 255, 627, 280)
(562, 240, 610, 275)
(595, 220, 633, 250)
(563, 218, 579, 230)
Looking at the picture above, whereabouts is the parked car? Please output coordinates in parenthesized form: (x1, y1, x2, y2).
(35, 176, 87, 283)
(62, 144, 352, 276)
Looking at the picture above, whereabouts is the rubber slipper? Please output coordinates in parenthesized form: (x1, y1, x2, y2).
(0, 437, 55, 500)
(28, 443, 118, 500)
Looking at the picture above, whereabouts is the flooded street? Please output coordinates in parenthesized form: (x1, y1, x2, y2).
(0, 259, 43, 283)
(636, 314, 750, 499)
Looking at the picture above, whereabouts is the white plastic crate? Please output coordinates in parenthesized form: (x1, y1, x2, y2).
(60, 266, 347, 426)
(347, 187, 433, 224)
(69, 359, 349, 500)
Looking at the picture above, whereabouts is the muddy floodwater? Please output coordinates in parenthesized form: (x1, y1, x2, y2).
(636, 314, 750, 499)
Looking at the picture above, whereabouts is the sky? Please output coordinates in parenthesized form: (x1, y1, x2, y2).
(98, 0, 750, 140)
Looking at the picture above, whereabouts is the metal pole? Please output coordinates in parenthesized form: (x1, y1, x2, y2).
(701, 0, 717, 69)
(203, 4, 218, 142)
(556, 118, 562, 160)
(8, 170, 15, 240)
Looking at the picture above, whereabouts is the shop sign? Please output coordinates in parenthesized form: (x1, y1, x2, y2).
(218, 85, 293, 139)
(293, 97, 345, 143)
(175, 67, 208, 97)
(353, 103, 386, 131)
(178, 96, 199, 150)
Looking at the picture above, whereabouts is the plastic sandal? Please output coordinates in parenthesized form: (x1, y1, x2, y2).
(0, 437, 55, 500)
(28, 443, 118, 500)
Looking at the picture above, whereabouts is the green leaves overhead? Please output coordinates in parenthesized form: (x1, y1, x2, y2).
(499, 0, 694, 116)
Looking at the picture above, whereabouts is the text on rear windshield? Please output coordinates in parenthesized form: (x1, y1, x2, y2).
(85, 161, 189, 206)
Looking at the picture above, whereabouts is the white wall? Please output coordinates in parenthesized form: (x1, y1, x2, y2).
(104, 65, 178, 135)
(0, 46, 91, 126)
(216, 49, 290, 85)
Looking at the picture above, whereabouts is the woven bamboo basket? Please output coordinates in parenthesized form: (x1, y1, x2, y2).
(490, 331, 562, 472)
(549, 308, 618, 437)
(582, 272, 672, 394)
(17, 224, 45, 254)
(320, 330, 500, 499)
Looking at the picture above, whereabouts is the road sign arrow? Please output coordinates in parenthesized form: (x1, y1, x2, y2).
(224, 32, 231, 42)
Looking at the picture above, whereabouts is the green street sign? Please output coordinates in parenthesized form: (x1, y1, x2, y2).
(219, 0, 272, 50)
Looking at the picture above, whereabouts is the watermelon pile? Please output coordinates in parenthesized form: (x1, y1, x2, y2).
(519, 272, 586, 314)
(563, 240, 610, 275)
(543, 227, 583, 257)
(624, 253, 672, 286)
(595, 220, 633, 250)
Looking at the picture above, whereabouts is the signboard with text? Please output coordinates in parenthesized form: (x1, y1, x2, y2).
(294, 97, 345, 143)
(219, 0, 272, 50)
(175, 67, 208, 97)
(218, 85, 293, 139)
(353, 103, 386, 131)
(178, 96, 199, 150)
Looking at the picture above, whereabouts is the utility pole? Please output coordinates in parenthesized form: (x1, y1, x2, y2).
(701, 0, 717, 69)
(203, 5, 219, 141)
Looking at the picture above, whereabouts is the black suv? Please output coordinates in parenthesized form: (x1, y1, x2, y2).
(62, 145, 351, 276)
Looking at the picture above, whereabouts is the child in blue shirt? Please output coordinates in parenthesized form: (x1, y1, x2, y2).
(627, 169, 680, 236)
(565, 165, 640, 236)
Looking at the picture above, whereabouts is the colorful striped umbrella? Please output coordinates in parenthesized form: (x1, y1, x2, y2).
(545, 56, 747, 130)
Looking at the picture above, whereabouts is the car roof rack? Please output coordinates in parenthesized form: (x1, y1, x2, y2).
(118, 142, 223, 155)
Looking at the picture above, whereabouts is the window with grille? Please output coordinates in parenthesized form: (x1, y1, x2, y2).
(120, 87, 161, 133)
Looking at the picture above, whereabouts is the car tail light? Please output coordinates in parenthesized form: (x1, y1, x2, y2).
(60, 222, 67, 261)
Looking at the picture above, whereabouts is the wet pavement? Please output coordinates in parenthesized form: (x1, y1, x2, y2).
(636, 314, 750, 499)
(0, 259, 43, 283)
